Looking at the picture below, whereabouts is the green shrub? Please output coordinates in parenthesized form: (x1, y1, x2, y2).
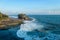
(0, 12, 9, 20)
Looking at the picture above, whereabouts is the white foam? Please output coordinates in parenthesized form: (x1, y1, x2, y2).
(17, 18, 44, 38)
(17, 30, 27, 38)
(9, 16, 18, 18)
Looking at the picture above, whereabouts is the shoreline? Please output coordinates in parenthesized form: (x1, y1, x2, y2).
(0, 13, 31, 30)
(0, 18, 23, 30)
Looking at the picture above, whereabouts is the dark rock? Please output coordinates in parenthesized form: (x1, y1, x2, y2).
(18, 13, 32, 20)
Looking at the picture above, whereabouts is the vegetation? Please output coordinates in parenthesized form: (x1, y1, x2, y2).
(0, 12, 9, 20)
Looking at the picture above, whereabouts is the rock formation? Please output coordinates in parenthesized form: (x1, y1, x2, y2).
(18, 13, 31, 20)
(0, 12, 31, 30)
(0, 12, 23, 30)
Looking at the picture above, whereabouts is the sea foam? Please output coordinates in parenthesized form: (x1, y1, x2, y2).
(17, 18, 44, 38)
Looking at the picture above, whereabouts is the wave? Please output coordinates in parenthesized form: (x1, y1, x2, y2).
(20, 17, 44, 31)
(9, 16, 18, 18)
(17, 17, 44, 38)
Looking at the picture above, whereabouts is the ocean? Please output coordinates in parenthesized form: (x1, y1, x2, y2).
(0, 15, 60, 40)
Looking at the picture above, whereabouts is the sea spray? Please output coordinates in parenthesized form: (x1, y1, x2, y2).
(17, 18, 44, 40)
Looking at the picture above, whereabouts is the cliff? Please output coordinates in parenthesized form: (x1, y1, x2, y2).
(18, 13, 32, 20)
(0, 12, 23, 30)
(0, 13, 31, 30)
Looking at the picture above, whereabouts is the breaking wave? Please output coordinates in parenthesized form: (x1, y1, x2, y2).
(17, 17, 44, 38)
(16, 17, 60, 40)
(17, 18, 43, 37)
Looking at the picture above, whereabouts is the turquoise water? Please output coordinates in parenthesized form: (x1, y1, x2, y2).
(0, 15, 60, 40)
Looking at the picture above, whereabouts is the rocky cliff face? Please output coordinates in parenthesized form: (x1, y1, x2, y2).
(18, 14, 32, 20)
(0, 13, 23, 30)
(0, 13, 31, 30)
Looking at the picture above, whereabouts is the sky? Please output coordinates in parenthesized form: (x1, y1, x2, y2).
(0, 0, 60, 15)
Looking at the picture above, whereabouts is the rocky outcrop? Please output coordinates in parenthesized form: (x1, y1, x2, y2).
(0, 13, 31, 30)
(18, 14, 32, 20)
(0, 18, 23, 30)
(0, 12, 23, 30)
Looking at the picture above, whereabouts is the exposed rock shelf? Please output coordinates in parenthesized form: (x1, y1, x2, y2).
(0, 13, 31, 30)
(0, 18, 23, 30)
(18, 14, 32, 20)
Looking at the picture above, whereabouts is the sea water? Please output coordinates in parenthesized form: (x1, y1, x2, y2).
(17, 15, 60, 40)
(0, 15, 60, 40)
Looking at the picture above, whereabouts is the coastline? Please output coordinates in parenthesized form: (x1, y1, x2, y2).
(0, 13, 31, 30)
(0, 18, 23, 30)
